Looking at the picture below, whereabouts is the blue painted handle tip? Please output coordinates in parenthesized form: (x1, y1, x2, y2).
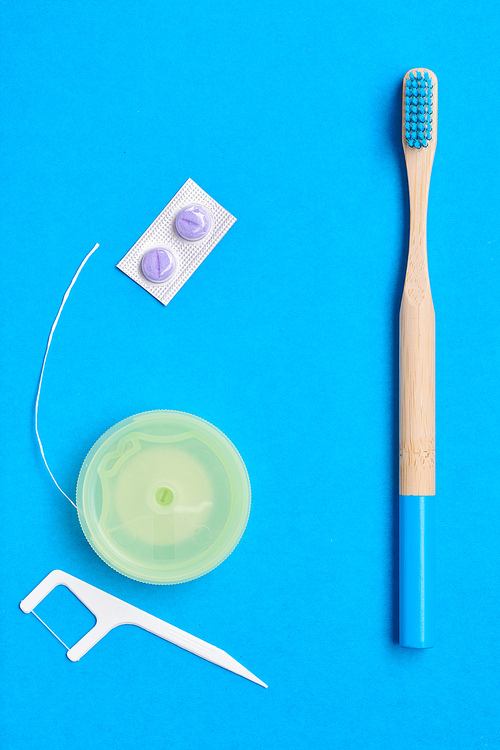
(399, 495, 436, 648)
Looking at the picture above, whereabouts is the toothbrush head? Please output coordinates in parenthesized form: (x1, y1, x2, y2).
(403, 69, 436, 150)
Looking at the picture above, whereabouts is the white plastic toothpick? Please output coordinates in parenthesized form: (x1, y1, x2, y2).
(20, 570, 267, 688)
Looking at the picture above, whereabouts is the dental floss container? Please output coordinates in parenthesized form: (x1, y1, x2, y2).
(76, 410, 251, 584)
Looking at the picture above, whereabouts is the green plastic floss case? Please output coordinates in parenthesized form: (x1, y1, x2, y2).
(76, 410, 251, 584)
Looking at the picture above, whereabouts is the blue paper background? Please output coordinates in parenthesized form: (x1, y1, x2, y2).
(1, 1, 499, 748)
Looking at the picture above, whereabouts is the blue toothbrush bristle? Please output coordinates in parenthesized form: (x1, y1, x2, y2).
(404, 71, 433, 148)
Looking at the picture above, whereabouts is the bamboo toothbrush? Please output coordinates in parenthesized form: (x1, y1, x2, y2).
(399, 68, 438, 648)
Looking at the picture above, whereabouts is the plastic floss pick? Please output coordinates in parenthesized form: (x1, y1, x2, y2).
(20, 570, 266, 686)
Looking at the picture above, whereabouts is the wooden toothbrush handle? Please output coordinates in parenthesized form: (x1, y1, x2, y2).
(399, 289, 435, 495)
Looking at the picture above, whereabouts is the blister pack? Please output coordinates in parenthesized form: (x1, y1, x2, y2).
(117, 178, 236, 305)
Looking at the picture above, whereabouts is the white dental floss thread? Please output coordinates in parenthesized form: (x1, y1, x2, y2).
(31, 610, 70, 650)
(35, 243, 100, 509)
